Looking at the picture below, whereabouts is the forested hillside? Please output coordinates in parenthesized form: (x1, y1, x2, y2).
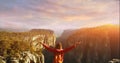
(0, 29, 56, 63)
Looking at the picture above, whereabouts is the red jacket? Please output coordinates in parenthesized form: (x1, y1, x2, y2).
(42, 44, 75, 63)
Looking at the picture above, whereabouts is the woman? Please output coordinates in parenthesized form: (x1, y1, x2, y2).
(40, 42, 81, 63)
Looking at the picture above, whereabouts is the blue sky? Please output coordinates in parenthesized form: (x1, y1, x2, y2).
(0, 0, 119, 35)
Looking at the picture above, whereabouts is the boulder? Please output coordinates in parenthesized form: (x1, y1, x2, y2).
(0, 56, 6, 63)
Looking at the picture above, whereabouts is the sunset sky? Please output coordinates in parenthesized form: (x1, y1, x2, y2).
(0, 0, 119, 35)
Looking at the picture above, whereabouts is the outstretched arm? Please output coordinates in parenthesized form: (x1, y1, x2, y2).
(40, 42, 56, 53)
(62, 42, 81, 53)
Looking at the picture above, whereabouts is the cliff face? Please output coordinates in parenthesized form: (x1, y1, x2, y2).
(28, 29, 56, 51)
(0, 29, 56, 63)
(60, 25, 119, 63)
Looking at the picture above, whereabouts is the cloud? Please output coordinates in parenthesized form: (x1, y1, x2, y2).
(0, 0, 119, 32)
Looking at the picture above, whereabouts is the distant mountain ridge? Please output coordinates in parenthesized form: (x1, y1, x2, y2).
(0, 27, 54, 33)
(0, 27, 29, 32)
(57, 29, 75, 42)
(30, 29, 54, 34)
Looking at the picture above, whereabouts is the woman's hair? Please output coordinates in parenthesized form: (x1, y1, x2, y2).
(55, 42, 62, 49)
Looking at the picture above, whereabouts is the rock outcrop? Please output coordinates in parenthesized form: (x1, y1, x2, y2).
(108, 59, 120, 63)
(5, 51, 44, 63)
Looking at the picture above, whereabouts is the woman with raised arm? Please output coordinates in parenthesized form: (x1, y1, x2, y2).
(40, 42, 81, 63)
